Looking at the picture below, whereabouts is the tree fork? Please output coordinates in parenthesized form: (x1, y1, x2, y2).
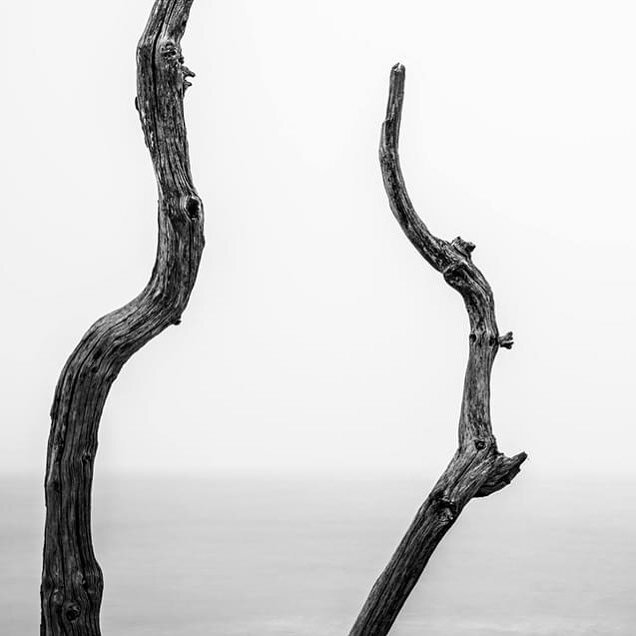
(40, 2, 204, 634)
(348, 64, 527, 636)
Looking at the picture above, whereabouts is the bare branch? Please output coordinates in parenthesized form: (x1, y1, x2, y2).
(349, 64, 526, 636)
(41, 2, 204, 634)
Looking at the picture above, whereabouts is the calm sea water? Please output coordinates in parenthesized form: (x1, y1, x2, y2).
(2, 473, 634, 635)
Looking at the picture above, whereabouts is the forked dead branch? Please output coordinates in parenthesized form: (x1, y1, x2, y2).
(40, 1, 204, 634)
(348, 65, 527, 635)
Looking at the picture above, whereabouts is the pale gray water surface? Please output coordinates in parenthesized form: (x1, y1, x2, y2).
(2, 474, 634, 635)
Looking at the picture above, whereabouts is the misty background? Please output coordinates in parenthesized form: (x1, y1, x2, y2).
(1, 0, 635, 634)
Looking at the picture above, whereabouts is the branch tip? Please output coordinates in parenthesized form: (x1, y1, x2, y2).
(385, 64, 405, 125)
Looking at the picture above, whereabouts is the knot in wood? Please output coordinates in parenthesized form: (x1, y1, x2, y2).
(451, 236, 476, 259)
(433, 491, 458, 520)
(158, 39, 182, 66)
(48, 477, 61, 493)
(439, 505, 456, 523)
(442, 261, 466, 286)
(64, 601, 81, 622)
(84, 586, 98, 599)
(182, 195, 202, 221)
(51, 589, 64, 607)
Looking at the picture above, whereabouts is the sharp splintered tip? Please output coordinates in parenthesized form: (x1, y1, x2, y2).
(515, 452, 529, 466)
(389, 64, 406, 101)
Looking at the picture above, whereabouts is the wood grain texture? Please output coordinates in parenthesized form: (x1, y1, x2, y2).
(40, 2, 203, 634)
(348, 64, 527, 636)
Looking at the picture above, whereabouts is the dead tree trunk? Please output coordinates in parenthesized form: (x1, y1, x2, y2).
(40, 2, 203, 634)
(349, 64, 527, 636)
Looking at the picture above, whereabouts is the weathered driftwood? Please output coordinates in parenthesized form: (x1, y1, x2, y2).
(40, 2, 203, 634)
(348, 64, 527, 636)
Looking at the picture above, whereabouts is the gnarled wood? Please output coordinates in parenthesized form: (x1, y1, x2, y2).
(348, 64, 526, 636)
(40, 2, 203, 634)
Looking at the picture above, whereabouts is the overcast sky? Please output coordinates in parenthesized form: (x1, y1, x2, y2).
(1, 0, 635, 477)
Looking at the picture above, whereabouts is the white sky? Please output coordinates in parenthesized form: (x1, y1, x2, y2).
(1, 0, 635, 477)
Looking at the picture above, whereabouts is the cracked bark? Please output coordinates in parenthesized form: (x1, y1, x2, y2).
(40, 2, 203, 634)
(348, 64, 527, 636)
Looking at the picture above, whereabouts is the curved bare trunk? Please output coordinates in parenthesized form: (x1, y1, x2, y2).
(349, 64, 526, 636)
(40, 2, 204, 634)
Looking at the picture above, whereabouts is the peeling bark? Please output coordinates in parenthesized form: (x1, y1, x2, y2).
(348, 64, 527, 636)
(40, 2, 203, 634)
